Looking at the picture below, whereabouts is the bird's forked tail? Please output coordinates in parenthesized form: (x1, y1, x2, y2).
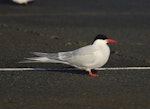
(19, 52, 63, 63)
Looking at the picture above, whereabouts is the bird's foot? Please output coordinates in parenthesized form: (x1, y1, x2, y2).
(88, 71, 99, 77)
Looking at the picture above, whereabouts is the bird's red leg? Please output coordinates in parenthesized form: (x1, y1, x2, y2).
(88, 71, 99, 77)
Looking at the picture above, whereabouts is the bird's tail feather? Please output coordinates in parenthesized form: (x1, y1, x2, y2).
(19, 52, 65, 64)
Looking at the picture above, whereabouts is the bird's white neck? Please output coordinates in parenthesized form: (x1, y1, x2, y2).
(92, 39, 110, 56)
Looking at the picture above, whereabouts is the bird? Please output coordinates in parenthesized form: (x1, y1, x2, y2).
(21, 34, 117, 77)
(12, 0, 34, 5)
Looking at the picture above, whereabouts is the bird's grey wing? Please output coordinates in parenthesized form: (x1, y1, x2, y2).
(59, 45, 97, 67)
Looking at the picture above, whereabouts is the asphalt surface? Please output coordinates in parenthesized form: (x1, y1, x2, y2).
(0, 0, 150, 109)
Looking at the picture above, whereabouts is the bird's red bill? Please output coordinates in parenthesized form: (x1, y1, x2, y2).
(107, 39, 117, 43)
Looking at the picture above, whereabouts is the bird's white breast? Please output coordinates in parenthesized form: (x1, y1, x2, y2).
(84, 43, 110, 70)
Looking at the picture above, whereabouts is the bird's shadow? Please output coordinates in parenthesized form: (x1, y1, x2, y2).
(31, 67, 98, 76)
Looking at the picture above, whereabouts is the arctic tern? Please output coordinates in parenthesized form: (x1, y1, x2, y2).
(22, 34, 117, 77)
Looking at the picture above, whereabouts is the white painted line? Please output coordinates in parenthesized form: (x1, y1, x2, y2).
(95, 67, 150, 70)
(0, 68, 77, 71)
(0, 67, 150, 71)
(0, 68, 35, 71)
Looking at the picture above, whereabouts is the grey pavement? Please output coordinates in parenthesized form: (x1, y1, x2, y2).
(0, 0, 150, 109)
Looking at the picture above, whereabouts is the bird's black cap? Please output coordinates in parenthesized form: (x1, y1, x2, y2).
(95, 34, 108, 40)
(92, 34, 108, 43)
